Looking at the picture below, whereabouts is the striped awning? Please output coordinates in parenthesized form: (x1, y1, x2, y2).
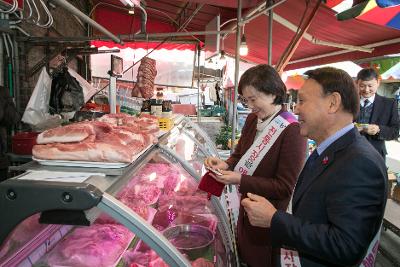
(326, 0, 400, 30)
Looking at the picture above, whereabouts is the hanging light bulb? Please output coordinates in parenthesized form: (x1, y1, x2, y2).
(239, 34, 248, 56)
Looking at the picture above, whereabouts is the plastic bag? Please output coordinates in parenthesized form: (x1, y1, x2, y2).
(68, 68, 98, 102)
(21, 68, 55, 126)
(49, 67, 84, 114)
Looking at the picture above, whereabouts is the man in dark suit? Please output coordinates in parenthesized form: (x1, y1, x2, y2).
(355, 68, 399, 160)
(241, 67, 387, 267)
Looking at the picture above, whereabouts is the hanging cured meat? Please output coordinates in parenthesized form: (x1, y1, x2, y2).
(132, 57, 157, 99)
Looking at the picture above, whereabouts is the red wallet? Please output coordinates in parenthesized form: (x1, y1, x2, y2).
(198, 171, 225, 199)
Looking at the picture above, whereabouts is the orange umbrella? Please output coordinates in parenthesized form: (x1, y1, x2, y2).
(285, 75, 305, 90)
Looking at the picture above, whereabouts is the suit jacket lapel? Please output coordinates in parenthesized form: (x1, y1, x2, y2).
(370, 94, 382, 124)
(292, 154, 333, 208)
(292, 128, 358, 210)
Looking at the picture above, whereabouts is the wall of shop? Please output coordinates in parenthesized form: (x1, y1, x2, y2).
(13, 0, 89, 114)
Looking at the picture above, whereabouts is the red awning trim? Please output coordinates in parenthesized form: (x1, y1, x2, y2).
(91, 41, 197, 51)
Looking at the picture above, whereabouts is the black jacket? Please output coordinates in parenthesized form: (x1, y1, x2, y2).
(271, 128, 387, 266)
(356, 94, 399, 156)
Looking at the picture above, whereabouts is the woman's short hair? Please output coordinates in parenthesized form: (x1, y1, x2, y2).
(238, 64, 286, 105)
(356, 68, 379, 81)
(305, 67, 359, 119)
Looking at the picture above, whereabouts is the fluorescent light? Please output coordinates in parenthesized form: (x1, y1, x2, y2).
(239, 35, 248, 56)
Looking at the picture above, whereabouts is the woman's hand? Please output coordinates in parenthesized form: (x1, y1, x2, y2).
(204, 157, 229, 171)
(212, 170, 241, 185)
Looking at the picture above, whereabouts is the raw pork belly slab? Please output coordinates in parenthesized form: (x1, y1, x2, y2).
(37, 121, 114, 144)
(37, 123, 95, 144)
(45, 224, 133, 267)
(33, 141, 141, 163)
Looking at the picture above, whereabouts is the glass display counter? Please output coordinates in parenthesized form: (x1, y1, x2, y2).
(160, 118, 220, 176)
(0, 142, 237, 267)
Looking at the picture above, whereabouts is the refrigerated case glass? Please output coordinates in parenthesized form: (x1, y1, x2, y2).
(162, 127, 208, 176)
(0, 147, 234, 267)
(0, 214, 47, 262)
(178, 118, 219, 157)
(162, 118, 220, 176)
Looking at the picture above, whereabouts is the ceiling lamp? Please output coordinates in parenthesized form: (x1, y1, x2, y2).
(239, 34, 248, 56)
(128, 8, 135, 15)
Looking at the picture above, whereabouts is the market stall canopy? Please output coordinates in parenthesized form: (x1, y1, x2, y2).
(381, 61, 400, 79)
(331, 0, 400, 30)
(92, 0, 400, 70)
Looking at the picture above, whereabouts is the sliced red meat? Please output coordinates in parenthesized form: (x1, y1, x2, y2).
(45, 224, 133, 267)
(119, 183, 161, 205)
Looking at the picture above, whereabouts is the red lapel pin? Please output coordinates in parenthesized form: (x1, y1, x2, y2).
(322, 156, 329, 165)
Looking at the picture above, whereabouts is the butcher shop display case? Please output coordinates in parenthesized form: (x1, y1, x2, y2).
(160, 118, 219, 176)
(177, 118, 219, 157)
(0, 144, 238, 267)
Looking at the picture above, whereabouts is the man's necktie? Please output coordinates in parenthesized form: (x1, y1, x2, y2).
(296, 150, 319, 190)
(363, 99, 370, 107)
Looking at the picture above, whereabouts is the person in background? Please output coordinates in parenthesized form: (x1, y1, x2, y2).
(0, 86, 20, 182)
(242, 67, 387, 267)
(355, 68, 399, 160)
(204, 64, 306, 267)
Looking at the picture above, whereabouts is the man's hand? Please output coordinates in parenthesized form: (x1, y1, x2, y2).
(212, 169, 241, 185)
(241, 193, 277, 228)
(365, 124, 380, 135)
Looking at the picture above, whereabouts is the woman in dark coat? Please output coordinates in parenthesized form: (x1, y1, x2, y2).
(0, 86, 19, 181)
(205, 65, 306, 267)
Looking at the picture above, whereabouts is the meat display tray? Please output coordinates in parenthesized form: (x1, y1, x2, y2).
(32, 157, 130, 169)
(31, 143, 154, 169)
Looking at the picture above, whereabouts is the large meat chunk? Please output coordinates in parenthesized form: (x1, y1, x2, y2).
(33, 141, 142, 163)
(36, 121, 113, 144)
(37, 123, 95, 144)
